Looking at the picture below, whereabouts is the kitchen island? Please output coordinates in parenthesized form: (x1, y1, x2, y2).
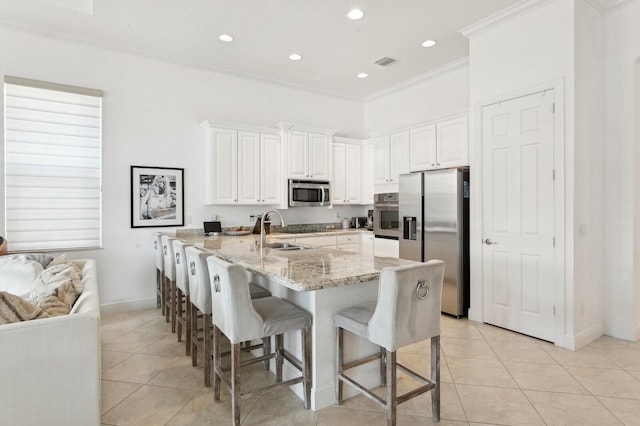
(176, 231, 415, 410)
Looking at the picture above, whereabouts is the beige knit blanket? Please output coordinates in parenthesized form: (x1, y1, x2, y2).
(0, 261, 83, 324)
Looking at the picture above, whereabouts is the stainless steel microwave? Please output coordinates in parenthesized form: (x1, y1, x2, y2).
(288, 179, 331, 207)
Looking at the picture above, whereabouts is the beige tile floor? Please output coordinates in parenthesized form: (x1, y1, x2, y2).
(100, 308, 640, 425)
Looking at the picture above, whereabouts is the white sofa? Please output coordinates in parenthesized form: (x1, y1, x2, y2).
(0, 259, 101, 426)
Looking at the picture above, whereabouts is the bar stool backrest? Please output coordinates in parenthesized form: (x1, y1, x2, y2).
(161, 235, 176, 281)
(154, 233, 164, 270)
(368, 260, 445, 352)
(185, 246, 212, 314)
(172, 240, 191, 294)
(207, 256, 263, 344)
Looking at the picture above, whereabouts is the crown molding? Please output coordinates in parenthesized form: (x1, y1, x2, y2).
(364, 57, 469, 102)
(460, 0, 555, 38)
(607, 0, 640, 10)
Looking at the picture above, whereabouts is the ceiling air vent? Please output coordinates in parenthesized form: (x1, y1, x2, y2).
(374, 57, 398, 67)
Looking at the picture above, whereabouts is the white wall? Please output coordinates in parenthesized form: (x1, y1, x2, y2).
(603, 1, 640, 340)
(573, 0, 604, 342)
(0, 26, 365, 307)
(363, 63, 469, 135)
(466, 0, 580, 347)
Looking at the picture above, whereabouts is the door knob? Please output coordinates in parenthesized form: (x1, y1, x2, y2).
(483, 238, 498, 245)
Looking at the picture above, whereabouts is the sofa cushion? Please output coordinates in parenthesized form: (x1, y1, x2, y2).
(0, 256, 44, 298)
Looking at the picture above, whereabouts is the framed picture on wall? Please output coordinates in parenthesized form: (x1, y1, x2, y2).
(131, 165, 184, 228)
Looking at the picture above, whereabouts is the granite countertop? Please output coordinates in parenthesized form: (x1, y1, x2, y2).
(176, 233, 413, 292)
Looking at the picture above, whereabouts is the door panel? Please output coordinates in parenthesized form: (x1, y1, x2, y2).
(482, 89, 555, 342)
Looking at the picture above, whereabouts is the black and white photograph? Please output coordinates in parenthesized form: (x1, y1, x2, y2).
(131, 166, 184, 228)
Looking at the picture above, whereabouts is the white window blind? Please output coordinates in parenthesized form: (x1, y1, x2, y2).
(3, 76, 103, 251)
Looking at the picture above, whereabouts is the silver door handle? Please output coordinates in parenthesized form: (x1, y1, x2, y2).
(320, 186, 325, 207)
(484, 238, 498, 245)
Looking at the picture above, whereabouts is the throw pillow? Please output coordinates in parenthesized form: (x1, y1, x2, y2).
(30, 259, 83, 307)
(0, 256, 44, 298)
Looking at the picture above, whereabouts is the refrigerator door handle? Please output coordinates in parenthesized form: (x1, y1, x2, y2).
(483, 238, 498, 245)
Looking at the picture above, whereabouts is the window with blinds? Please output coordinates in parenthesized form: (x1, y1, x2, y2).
(3, 76, 103, 251)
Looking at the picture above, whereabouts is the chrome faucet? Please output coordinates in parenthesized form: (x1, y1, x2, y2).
(259, 209, 287, 249)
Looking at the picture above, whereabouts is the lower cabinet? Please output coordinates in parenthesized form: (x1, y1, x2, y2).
(360, 233, 374, 257)
(374, 237, 399, 258)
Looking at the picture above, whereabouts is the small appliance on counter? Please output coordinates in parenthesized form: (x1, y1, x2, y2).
(203, 221, 222, 236)
(350, 217, 367, 229)
(341, 218, 350, 229)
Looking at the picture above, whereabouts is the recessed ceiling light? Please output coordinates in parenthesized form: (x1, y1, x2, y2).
(289, 53, 302, 61)
(347, 9, 364, 20)
(421, 39, 437, 48)
(219, 34, 234, 42)
(357, 73, 368, 79)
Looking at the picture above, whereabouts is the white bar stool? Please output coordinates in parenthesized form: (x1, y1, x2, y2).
(335, 260, 445, 426)
(161, 235, 177, 331)
(153, 232, 164, 310)
(185, 246, 215, 386)
(207, 256, 312, 426)
(173, 239, 192, 355)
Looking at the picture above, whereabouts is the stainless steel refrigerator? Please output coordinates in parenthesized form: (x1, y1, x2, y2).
(399, 168, 470, 317)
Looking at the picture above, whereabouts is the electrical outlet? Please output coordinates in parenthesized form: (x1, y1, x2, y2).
(335, 211, 340, 218)
(249, 214, 256, 223)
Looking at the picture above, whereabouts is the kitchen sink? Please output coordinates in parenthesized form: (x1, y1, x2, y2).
(264, 242, 307, 251)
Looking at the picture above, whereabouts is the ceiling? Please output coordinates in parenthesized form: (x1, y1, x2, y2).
(0, 0, 520, 100)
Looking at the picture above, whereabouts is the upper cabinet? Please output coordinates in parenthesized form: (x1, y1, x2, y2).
(332, 138, 361, 205)
(409, 124, 436, 172)
(373, 131, 410, 184)
(361, 141, 374, 204)
(435, 115, 468, 169)
(288, 129, 331, 180)
(202, 121, 282, 205)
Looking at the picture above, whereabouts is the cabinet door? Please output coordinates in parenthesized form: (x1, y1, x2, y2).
(260, 133, 282, 205)
(289, 131, 308, 178)
(436, 116, 468, 168)
(332, 143, 347, 204)
(207, 128, 237, 204)
(360, 233, 374, 257)
(237, 131, 261, 205)
(374, 237, 399, 258)
(389, 130, 410, 182)
(409, 124, 437, 171)
(345, 143, 361, 203)
(309, 132, 331, 180)
(372, 135, 390, 184)
(361, 142, 374, 204)
(296, 235, 337, 247)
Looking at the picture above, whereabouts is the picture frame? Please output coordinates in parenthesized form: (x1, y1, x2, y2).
(131, 165, 184, 228)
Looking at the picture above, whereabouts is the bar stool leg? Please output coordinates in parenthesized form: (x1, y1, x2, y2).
(164, 276, 170, 322)
(385, 349, 397, 426)
(191, 305, 198, 367)
(380, 347, 387, 387)
(335, 327, 343, 405)
(204, 313, 212, 387)
(185, 296, 191, 356)
(275, 334, 284, 381)
(263, 337, 271, 370)
(303, 327, 312, 410)
(213, 325, 222, 401)
(156, 269, 162, 308)
(231, 342, 241, 426)
(176, 288, 183, 342)
(431, 335, 440, 422)
(170, 281, 177, 333)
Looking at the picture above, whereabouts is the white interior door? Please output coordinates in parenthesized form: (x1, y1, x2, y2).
(481, 89, 556, 342)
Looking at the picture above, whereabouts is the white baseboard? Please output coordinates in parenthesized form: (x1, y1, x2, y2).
(313, 363, 381, 410)
(561, 323, 604, 350)
(603, 321, 639, 342)
(100, 297, 157, 315)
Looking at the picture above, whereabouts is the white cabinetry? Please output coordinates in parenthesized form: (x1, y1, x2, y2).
(409, 115, 468, 171)
(361, 142, 374, 204)
(374, 237, 399, 258)
(436, 116, 468, 169)
(337, 234, 359, 253)
(373, 132, 410, 184)
(202, 121, 282, 205)
(409, 124, 436, 172)
(332, 138, 361, 205)
(288, 130, 331, 180)
(360, 233, 374, 256)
